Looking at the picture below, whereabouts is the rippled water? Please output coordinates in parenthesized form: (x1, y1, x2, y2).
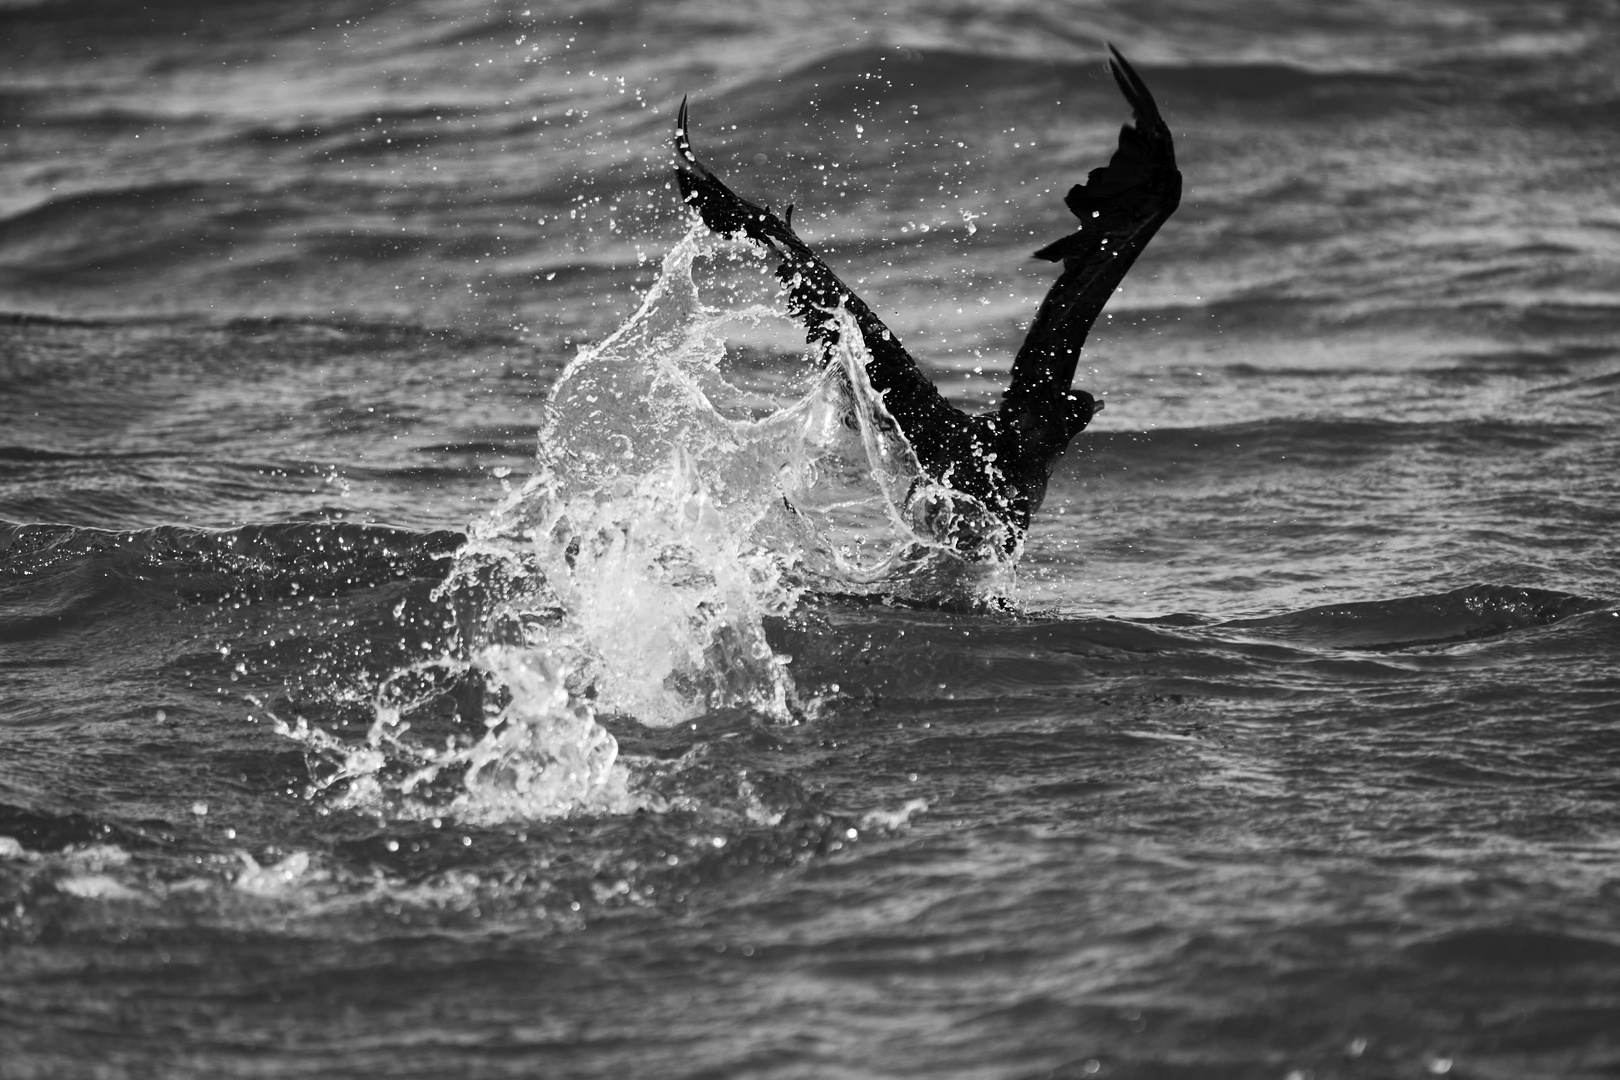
(4, 1, 1620, 1077)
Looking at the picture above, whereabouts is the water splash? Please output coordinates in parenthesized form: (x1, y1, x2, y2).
(281, 227, 1011, 823)
(455, 649, 628, 821)
(271, 651, 635, 823)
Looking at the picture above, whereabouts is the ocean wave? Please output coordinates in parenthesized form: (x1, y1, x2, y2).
(0, 521, 463, 605)
(707, 43, 1431, 127)
(774, 584, 1598, 710)
(0, 0, 339, 40)
(0, 802, 157, 853)
(1076, 416, 1603, 478)
(0, 445, 114, 463)
(724, 34, 1618, 130)
(1221, 583, 1607, 650)
(0, 182, 213, 236)
(0, 181, 251, 280)
(1100, 292, 1620, 350)
(1527, 367, 1620, 402)
(773, 584, 1608, 709)
(218, 313, 529, 347)
(1405, 925, 1620, 970)
(0, 311, 534, 375)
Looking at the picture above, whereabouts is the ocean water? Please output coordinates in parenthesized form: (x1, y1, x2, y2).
(4, 1, 1620, 1077)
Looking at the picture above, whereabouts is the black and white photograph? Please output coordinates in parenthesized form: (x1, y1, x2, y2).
(3, 1, 1618, 1076)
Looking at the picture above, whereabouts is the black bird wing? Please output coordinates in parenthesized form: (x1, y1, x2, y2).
(672, 100, 968, 452)
(670, 62, 1179, 547)
(1002, 46, 1182, 416)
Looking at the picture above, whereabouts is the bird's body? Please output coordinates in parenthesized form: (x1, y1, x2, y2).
(674, 46, 1180, 555)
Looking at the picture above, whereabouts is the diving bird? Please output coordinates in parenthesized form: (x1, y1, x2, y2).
(674, 45, 1181, 555)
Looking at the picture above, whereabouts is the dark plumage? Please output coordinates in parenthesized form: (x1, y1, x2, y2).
(674, 45, 1181, 555)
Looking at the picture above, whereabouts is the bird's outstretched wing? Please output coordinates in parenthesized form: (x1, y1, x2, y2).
(1002, 45, 1181, 420)
(672, 101, 966, 450)
(671, 55, 1179, 550)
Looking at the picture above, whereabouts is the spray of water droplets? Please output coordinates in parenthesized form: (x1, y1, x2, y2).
(278, 227, 1013, 821)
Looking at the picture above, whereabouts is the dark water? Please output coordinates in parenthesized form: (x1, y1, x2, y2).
(4, 2, 1620, 1077)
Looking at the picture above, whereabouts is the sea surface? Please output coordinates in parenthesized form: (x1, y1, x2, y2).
(4, 1, 1620, 1077)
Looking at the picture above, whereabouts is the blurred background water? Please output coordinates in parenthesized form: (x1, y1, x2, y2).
(3, 1, 1620, 1077)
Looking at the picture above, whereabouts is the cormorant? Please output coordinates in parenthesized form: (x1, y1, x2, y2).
(674, 45, 1180, 555)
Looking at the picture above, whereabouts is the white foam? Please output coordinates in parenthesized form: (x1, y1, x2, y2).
(234, 850, 314, 897)
(274, 229, 1010, 825)
(57, 873, 144, 902)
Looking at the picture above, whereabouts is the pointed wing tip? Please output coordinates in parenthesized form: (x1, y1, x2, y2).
(673, 96, 699, 168)
(1104, 43, 1137, 80)
(1101, 45, 1167, 137)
